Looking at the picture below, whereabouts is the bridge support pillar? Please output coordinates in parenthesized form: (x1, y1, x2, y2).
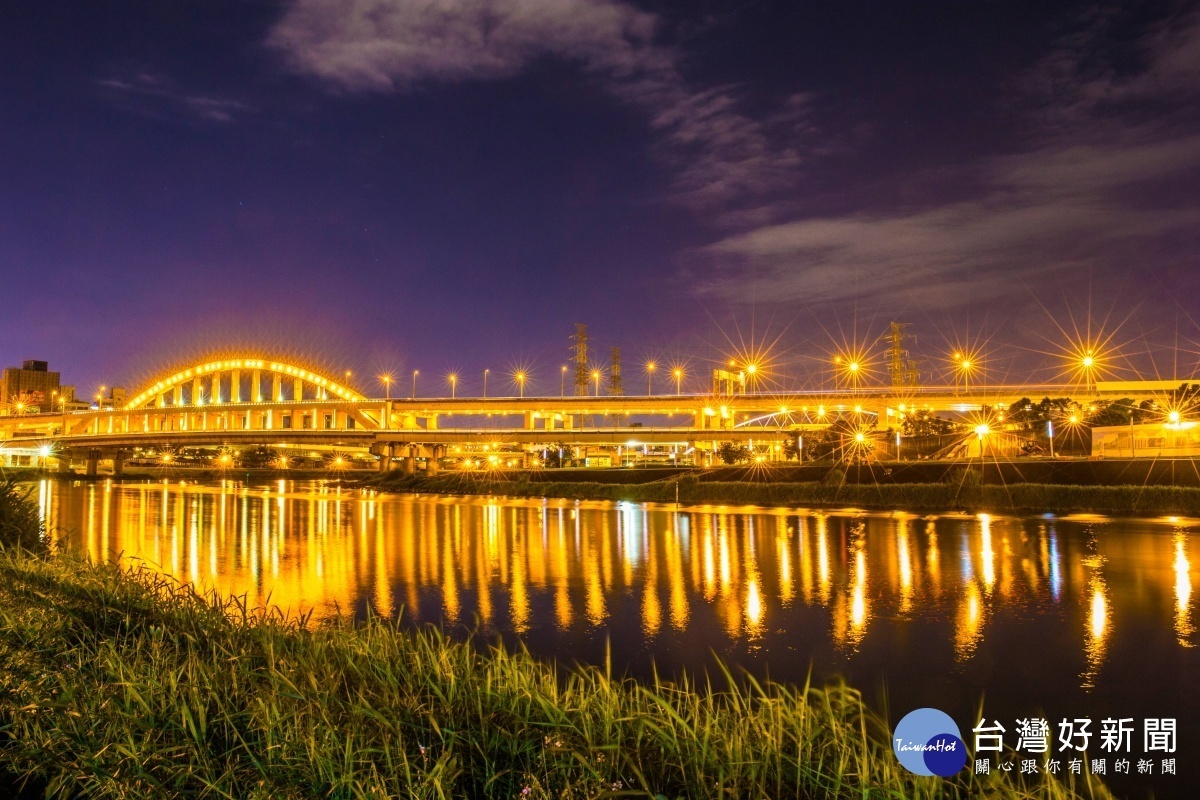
(376, 443, 393, 473)
(85, 449, 100, 477)
(112, 450, 125, 477)
(426, 446, 441, 476)
(403, 447, 416, 476)
(57, 454, 72, 473)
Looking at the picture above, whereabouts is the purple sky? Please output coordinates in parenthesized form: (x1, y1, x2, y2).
(2, 1, 1199, 397)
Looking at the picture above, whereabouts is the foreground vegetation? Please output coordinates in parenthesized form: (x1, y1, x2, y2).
(365, 471, 1200, 516)
(0, 481, 1113, 799)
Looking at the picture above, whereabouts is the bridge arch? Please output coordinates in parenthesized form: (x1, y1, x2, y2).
(124, 358, 366, 410)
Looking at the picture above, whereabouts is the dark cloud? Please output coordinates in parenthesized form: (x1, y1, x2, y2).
(266, 0, 805, 209)
(97, 71, 250, 123)
(696, 4, 1200, 310)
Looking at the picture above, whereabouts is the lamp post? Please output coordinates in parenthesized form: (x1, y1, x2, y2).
(515, 371, 527, 398)
(1047, 419, 1055, 459)
(411, 370, 418, 400)
(448, 373, 457, 399)
(380, 375, 391, 400)
(561, 366, 567, 398)
(646, 361, 656, 395)
(592, 370, 601, 397)
(673, 367, 684, 395)
(483, 369, 489, 399)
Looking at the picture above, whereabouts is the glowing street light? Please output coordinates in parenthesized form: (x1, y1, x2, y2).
(1169, 410, 1182, 425)
(447, 373, 458, 399)
(379, 374, 392, 400)
(514, 370, 527, 398)
(645, 360, 657, 395)
(744, 362, 758, 392)
(673, 367, 684, 395)
(592, 369, 601, 397)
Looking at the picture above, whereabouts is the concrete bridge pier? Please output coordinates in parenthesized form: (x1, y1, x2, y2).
(372, 443, 394, 473)
(57, 453, 72, 473)
(85, 448, 101, 476)
(426, 445, 443, 476)
(403, 446, 416, 476)
(112, 449, 125, 477)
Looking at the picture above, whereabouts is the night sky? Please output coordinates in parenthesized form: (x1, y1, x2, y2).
(2, 1, 1199, 396)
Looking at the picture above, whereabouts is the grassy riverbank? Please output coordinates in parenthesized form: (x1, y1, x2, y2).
(364, 472, 1200, 516)
(0, 482, 1110, 799)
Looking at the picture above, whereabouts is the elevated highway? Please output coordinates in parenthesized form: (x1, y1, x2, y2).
(0, 353, 1192, 474)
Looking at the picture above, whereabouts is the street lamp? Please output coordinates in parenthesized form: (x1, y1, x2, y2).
(411, 370, 418, 400)
(673, 367, 684, 395)
(379, 374, 392, 400)
(514, 371, 527, 398)
(483, 369, 489, 399)
(592, 369, 601, 397)
(447, 373, 458, 399)
(645, 361, 657, 395)
(745, 363, 757, 393)
(561, 366, 567, 398)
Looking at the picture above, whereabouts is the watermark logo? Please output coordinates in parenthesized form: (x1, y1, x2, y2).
(893, 708, 968, 777)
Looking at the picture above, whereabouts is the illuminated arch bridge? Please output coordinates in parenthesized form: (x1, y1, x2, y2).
(125, 358, 365, 410)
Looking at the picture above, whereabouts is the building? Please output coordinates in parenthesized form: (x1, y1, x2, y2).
(1, 360, 61, 415)
(1092, 420, 1200, 458)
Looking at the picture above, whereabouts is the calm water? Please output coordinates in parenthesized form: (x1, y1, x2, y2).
(37, 478, 1199, 798)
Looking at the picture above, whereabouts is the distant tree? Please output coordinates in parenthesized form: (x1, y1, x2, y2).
(717, 442, 750, 465)
(1087, 400, 1134, 427)
(901, 409, 958, 437)
(1007, 397, 1075, 429)
(541, 443, 572, 468)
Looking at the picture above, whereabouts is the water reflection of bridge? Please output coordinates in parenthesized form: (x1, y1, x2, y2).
(2, 355, 1189, 472)
(43, 479, 1196, 685)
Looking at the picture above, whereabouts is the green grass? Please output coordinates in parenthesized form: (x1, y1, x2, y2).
(0, 551, 1113, 800)
(364, 472, 1200, 516)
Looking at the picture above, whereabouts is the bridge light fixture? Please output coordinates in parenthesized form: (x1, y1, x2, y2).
(513, 370, 527, 398)
(645, 361, 657, 395)
(672, 366, 685, 395)
(975, 423, 990, 438)
(447, 373, 458, 399)
(1169, 410, 1182, 424)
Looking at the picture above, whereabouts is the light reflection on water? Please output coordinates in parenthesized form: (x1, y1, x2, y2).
(37, 477, 1200, 776)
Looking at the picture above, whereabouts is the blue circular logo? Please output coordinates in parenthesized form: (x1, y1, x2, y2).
(893, 708, 968, 777)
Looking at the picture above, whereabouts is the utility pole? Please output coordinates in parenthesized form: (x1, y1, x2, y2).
(571, 324, 589, 396)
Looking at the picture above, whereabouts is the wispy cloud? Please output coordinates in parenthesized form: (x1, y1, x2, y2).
(266, 0, 805, 209)
(97, 72, 250, 123)
(696, 3, 1200, 308)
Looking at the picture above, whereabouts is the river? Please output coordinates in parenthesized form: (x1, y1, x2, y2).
(36, 477, 1198, 798)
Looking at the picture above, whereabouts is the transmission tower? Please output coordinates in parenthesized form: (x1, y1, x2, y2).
(571, 324, 589, 395)
(887, 322, 921, 388)
(608, 346, 623, 395)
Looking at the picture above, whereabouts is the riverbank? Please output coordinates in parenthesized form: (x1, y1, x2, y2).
(363, 471, 1200, 515)
(0, 481, 1109, 799)
(0, 554, 1110, 800)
